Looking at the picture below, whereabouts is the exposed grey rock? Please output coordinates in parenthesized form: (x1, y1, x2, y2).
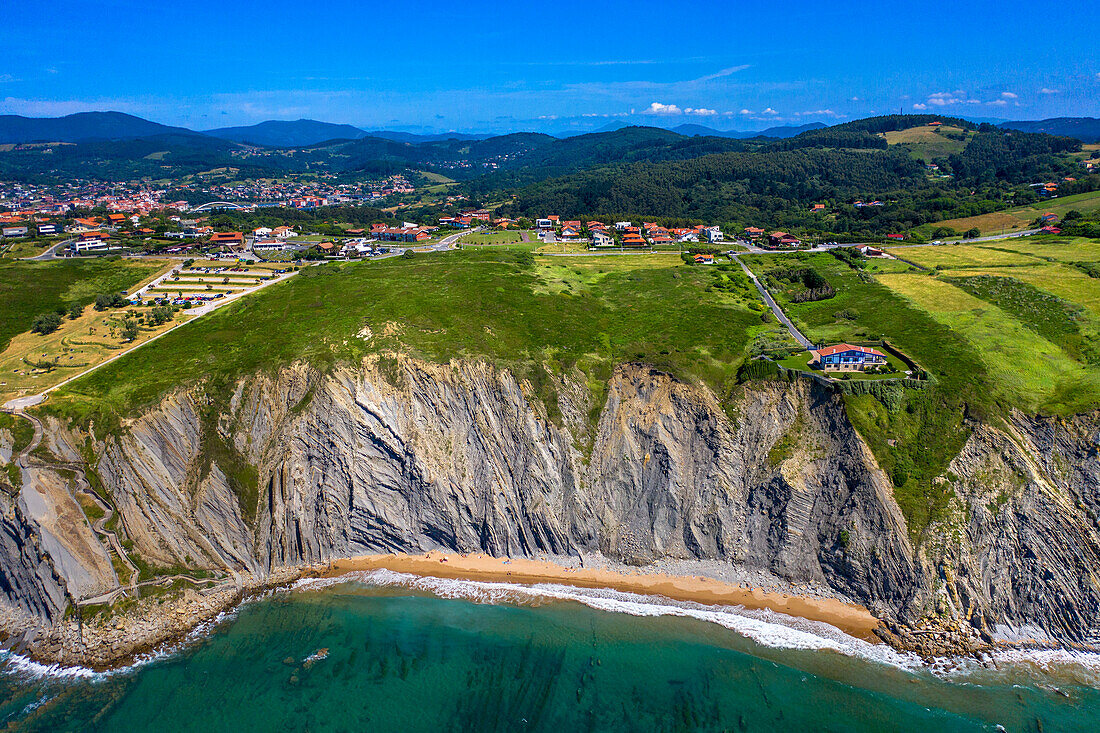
(4, 357, 1099, 651)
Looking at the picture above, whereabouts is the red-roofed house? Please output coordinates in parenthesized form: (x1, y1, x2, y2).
(210, 232, 244, 248)
(810, 344, 888, 372)
(769, 232, 801, 248)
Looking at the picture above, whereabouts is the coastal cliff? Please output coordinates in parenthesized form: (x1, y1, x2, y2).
(2, 356, 1099, 664)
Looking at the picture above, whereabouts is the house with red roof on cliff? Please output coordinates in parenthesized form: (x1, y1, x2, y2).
(810, 343, 888, 372)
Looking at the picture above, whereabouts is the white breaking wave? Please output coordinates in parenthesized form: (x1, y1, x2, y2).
(0, 604, 241, 683)
(292, 569, 922, 671)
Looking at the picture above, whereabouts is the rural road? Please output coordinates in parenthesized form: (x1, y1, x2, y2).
(2, 266, 300, 412)
(24, 238, 74, 261)
(731, 254, 815, 350)
(1, 229, 473, 412)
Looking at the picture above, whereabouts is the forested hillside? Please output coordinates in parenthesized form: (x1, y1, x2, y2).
(491, 117, 1091, 236)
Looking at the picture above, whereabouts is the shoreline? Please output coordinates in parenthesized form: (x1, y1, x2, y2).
(309, 552, 884, 641)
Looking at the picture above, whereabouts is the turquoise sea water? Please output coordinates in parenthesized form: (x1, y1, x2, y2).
(3, 571, 1100, 732)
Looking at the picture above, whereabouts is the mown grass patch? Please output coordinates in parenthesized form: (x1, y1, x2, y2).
(462, 231, 524, 245)
(885, 244, 1040, 270)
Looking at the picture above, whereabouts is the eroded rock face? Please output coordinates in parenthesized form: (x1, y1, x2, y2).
(924, 413, 1100, 644)
(4, 358, 1099, 646)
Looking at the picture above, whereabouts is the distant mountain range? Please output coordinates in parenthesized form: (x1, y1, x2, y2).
(0, 111, 195, 144)
(7, 111, 1098, 150)
(998, 117, 1100, 143)
(669, 122, 827, 139)
(203, 119, 375, 147)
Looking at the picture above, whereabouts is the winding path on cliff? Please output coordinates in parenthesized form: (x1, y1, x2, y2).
(8, 409, 140, 595)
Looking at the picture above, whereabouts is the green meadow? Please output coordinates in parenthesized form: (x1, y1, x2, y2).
(0, 257, 165, 351)
(48, 248, 763, 426)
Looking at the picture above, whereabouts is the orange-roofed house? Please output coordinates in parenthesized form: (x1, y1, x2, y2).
(810, 344, 888, 372)
(209, 232, 244, 249)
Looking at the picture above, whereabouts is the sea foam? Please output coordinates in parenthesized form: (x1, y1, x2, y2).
(293, 569, 921, 671)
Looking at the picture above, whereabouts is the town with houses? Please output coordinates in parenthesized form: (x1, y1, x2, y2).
(1, 179, 1079, 260)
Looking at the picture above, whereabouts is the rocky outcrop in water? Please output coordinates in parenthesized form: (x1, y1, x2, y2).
(2, 356, 1099, 660)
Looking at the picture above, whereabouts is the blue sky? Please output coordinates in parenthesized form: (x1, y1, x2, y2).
(2, 0, 1098, 133)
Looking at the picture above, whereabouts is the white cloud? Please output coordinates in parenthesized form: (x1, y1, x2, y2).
(925, 90, 980, 107)
(642, 102, 683, 115)
(762, 107, 779, 116)
(1040, 88, 1059, 94)
(987, 99, 1008, 106)
(684, 107, 717, 116)
(0, 74, 19, 84)
(913, 103, 928, 110)
(739, 109, 753, 115)
(1001, 91, 1018, 99)
(802, 109, 840, 118)
(850, 96, 861, 102)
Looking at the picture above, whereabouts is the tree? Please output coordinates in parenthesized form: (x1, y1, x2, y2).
(402, 249, 415, 259)
(95, 292, 128, 310)
(120, 318, 140, 342)
(67, 303, 84, 320)
(31, 312, 62, 335)
(964, 227, 980, 239)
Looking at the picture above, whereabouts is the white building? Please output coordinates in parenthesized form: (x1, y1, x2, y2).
(252, 239, 288, 252)
(591, 231, 614, 248)
(614, 221, 632, 231)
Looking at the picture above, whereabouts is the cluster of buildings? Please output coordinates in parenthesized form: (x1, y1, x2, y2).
(182, 174, 415, 208)
(369, 222, 436, 242)
(532, 217, 725, 248)
(0, 180, 187, 225)
(1029, 178, 1080, 199)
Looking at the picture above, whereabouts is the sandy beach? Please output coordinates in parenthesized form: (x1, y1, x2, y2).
(312, 553, 883, 641)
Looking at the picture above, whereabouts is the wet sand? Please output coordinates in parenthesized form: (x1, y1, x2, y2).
(312, 553, 883, 642)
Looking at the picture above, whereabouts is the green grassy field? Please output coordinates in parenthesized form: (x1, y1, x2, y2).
(48, 249, 762, 429)
(931, 190, 1100, 235)
(879, 273, 1100, 414)
(462, 231, 524, 245)
(741, 251, 993, 535)
(883, 125, 973, 162)
(0, 258, 165, 352)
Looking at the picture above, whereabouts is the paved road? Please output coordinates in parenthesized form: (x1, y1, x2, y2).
(24, 238, 74, 261)
(731, 254, 815, 350)
(887, 229, 1039, 248)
